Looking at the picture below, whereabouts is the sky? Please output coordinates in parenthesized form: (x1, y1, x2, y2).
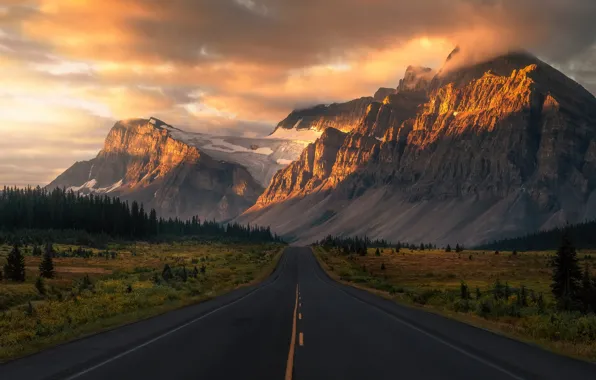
(1, 0, 596, 187)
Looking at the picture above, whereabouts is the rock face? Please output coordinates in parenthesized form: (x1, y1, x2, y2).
(273, 97, 375, 134)
(49, 118, 263, 221)
(239, 50, 596, 246)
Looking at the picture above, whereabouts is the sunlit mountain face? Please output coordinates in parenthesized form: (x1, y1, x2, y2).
(1, 0, 596, 187)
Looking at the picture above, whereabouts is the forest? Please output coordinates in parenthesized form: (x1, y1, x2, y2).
(0, 186, 282, 243)
(477, 220, 596, 251)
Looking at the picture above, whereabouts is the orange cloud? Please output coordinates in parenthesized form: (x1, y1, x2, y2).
(2, 0, 596, 187)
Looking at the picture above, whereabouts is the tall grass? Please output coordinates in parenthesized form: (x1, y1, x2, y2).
(315, 246, 596, 361)
(0, 241, 283, 361)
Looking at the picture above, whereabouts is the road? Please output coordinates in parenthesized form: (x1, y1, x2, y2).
(1, 247, 595, 380)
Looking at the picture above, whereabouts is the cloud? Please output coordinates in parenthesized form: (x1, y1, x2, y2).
(2, 0, 596, 186)
(14, 1, 596, 67)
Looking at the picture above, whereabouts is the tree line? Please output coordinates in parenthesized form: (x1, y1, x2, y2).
(315, 234, 437, 255)
(477, 219, 596, 251)
(0, 186, 282, 243)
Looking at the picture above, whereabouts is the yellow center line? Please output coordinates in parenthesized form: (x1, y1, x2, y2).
(299, 332, 304, 346)
(285, 284, 299, 380)
(299, 313, 302, 320)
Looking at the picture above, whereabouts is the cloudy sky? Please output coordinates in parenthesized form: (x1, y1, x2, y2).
(1, 0, 596, 187)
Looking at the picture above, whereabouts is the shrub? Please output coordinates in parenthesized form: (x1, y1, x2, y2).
(453, 299, 471, 312)
(35, 277, 46, 295)
(460, 281, 469, 300)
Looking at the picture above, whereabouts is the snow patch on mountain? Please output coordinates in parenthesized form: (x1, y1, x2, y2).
(67, 179, 123, 194)
(267, 127, 322, 143)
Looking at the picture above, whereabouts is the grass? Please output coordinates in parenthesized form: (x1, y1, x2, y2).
(0, 241, 284, 362)
(314, 246, 596, 362)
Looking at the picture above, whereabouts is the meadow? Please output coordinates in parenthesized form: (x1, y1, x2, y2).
(0, 241, 283, 362)
(314, 246, 596, 361)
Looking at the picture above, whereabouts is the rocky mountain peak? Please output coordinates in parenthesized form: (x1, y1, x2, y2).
(373, 87, 396, 101)
(397, 66, 435, 93)
(49, 118, 264, 221)
(239, 49, 596, 247)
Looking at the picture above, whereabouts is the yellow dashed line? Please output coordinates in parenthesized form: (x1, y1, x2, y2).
(285, 285, 299, 380)
(299, 332, 304, 346)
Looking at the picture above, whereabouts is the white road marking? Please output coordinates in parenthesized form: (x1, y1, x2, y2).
(64, 254, 289, 380)
(308, 251, 526, 380)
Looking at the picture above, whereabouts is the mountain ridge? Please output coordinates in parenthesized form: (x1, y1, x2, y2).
(238, 50, 596, 245)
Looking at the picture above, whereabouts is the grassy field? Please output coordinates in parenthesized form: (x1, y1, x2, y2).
(0, 241, 284, 362)
(314, 246, 596, 361)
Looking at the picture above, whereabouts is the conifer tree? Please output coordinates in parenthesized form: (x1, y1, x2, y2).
(445, 244, 452, 253)
(4, 244, 25, 282)
(375, 248, 381, 256)
(39, 250, 55, 279)
(551, 229, 582, 309)
(162, 264, 173, 281)
(44, 242, 55, 258)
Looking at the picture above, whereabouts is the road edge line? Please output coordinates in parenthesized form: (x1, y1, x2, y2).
(308, 249, 527, 380)
(62, 251, 289, 380)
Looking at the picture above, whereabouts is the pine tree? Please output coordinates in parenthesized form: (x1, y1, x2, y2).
(39, 251, 55, 279)
(44, 242, 54, 257)
(551, 229, 582, 309)
(445, 244, 452, 253)
(420, 243, 425, 251)
(4, 244, 25, 282)
(162, 264, 173, 281)
(375, 248, 381, 256)
(519, 285, 528, 307)
(32, 245, 42, 257)
(460, 281, 469, 299)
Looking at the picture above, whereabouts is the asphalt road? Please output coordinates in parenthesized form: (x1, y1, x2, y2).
(1, 247, 595, 380)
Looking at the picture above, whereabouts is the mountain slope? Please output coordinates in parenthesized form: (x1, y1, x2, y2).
(239, 51, 596, 245)
(49, 115, 322, 221)
(49, 119, 264, 221)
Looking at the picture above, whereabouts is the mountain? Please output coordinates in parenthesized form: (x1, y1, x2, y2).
(273, 97, 375, 134)
(238, 50, 596, 246)
(49, 118, 311, 221)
